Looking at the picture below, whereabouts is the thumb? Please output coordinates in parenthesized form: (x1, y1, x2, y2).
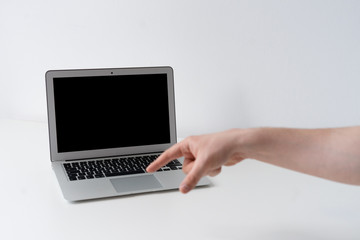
(179, 161, 205, 194)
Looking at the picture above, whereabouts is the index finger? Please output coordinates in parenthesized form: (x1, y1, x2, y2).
(146, 141, 185, 172)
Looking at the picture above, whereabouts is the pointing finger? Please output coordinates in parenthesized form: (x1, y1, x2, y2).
(146, 141, 186, 172)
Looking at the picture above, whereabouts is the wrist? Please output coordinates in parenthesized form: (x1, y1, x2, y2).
(230, 127, 268, 160)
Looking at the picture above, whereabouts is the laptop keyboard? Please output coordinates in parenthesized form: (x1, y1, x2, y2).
(63, 154, 183, 181)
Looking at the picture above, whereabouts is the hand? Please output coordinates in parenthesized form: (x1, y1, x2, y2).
(147, 127, 360, 189)
(146, 129, 246, 194)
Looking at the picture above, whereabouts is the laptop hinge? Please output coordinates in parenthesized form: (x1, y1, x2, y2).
(63, 151, 164, 162)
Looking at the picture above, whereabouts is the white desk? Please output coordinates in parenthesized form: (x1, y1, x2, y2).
(1, 119, 359, 240)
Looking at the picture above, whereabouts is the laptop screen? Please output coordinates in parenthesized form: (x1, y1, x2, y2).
(53, 74, 170, 153)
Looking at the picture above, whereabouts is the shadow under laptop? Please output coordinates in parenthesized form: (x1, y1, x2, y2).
(68, 183, 214, 204)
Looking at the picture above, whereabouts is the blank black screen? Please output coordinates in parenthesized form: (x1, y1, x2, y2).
(53, 74, 170, 153)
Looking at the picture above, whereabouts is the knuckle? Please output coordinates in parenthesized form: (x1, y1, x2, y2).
(186, 135, 197, 144)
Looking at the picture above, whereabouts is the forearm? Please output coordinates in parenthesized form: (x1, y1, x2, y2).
(239, 127, 360, 185)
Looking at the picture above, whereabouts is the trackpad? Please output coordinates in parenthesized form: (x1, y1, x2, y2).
(110, 175, 163, 193)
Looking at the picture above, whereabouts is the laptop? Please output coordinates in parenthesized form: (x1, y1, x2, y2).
(46, 66, 210, 201)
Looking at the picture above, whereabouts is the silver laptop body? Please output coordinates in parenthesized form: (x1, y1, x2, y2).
(46, 66, 210, 201)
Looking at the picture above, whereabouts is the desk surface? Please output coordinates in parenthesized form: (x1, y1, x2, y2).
(1, 119, 359, 240)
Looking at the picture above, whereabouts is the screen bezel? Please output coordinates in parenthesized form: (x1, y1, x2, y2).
(46, 67, 176, 162)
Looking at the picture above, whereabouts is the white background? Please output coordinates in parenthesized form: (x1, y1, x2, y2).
(1, 2, 360, 239)
(1, 0, 360, 136)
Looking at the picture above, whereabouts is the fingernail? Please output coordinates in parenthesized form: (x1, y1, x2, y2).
(180, 184, 190, 194)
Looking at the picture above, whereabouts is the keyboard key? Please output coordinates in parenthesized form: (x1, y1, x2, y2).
(64, 163, 71, 169)
(105, 170, 144, 177)
(166, 160, 182, 167)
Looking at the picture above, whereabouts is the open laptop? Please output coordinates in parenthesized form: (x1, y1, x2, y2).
(46, 66, 210, 201)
